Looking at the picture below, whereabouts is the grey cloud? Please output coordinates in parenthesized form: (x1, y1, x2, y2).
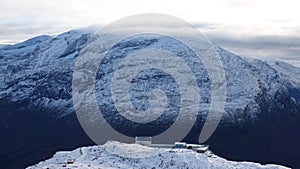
(0, 19, 299, 68)
(208, 34, 300, 67)
(0, 18, 74, 44)
(194, 23, 300, 67)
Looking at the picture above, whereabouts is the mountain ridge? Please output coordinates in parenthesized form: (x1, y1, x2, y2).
(1, 30, 299, 121)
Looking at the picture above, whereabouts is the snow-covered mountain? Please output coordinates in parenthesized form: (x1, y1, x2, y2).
(0, 31, 89, 116)
(27, 141, 289, 169)
(0, 30, 299, 122)
(0, 29, 299, 169)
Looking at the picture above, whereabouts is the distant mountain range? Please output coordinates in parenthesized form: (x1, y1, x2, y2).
(0, 29, 299, 169)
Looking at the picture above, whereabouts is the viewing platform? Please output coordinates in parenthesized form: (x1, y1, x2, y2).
(135, 136, 213, 156)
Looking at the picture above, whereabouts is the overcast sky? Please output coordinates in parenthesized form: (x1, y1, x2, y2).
(0, 0, 299, 67)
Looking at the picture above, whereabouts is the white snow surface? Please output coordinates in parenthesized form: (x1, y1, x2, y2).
(27, 141, 289, 169)
(268, 60, 300, 87)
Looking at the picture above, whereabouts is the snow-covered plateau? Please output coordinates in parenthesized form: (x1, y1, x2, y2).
(26, 141, 289, 169)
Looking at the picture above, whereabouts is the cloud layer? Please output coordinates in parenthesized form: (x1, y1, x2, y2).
(0, 0, 299, 66)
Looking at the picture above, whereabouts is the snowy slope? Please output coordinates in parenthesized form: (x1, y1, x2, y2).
(0, 30, 299, 122)
(0, 30, 90, 117)
(0, 44, 7, 48)
(268, 60, 300, 86)
(26, 141, 289, 169)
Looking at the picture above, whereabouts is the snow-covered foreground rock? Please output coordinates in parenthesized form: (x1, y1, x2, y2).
(27, 141, 289, 169)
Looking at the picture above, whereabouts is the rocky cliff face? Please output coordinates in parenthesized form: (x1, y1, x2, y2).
(0, 30, 299, 169)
